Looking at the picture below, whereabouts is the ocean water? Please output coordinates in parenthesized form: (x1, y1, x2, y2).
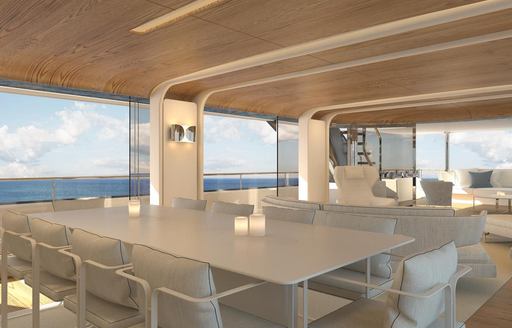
(0, 177, 298, 204)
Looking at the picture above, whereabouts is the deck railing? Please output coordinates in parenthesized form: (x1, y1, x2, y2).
(204, 171, 298, 192)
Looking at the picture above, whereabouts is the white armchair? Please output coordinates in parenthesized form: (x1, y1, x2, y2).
(333, 166, 397, 206)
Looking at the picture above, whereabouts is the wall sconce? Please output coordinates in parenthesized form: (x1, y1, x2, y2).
(169, 124, 196, 143)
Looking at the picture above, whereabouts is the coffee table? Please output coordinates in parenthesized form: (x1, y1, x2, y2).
(473, 191, 512, 213)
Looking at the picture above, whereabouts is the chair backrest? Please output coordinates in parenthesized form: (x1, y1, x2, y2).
(31, 218, 75, 280)
(171, 197, 207, 211)
(131, 244, 222, 328)
(263, 206, 316, 224)
(420, 180, 453, 206)
(2, 210, 32, 262)
(211, 201, 254, 216)
(2, 210, 31, 233)
(52, 198, 105, 212)
(384, 241, 458, 328)
(260, 196, 321, 210)
(323, 203, 455, 217)
(313, 210, 396, 278)
(71, 229, 137, 309)
(333, 166, 377, 206)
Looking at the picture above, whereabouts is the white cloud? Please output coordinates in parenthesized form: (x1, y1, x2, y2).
(451, 131, 512, 167)
(204, 115, 241, 143)
(0, 162, 38, 178)
(204, 157, 248, 173)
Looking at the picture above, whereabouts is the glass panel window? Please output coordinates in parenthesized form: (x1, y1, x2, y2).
(0, 91, 138, 204)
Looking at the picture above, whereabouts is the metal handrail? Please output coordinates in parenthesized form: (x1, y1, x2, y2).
(0, 174, 150, 182)
(204, 171, 298, 176)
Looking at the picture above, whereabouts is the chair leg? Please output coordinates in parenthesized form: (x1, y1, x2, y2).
(32, 244, 40, 328)
(1, 240, 8, 328)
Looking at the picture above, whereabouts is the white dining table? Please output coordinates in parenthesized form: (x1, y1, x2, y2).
(29, 205, 414, 327)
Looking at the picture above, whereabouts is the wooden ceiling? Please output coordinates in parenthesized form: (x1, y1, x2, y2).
(1, 0, 512, 123)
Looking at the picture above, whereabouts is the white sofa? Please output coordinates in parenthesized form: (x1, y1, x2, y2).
(452, 168, 512, 195)
(260, 196, 496, 279)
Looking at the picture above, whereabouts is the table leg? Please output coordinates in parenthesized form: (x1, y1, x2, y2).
(303, 280, 308, 328)
(366, 257, 371, 299)
(1, 237, 8, 328)
(496, 198, 499, 212)
(287, 283, 297, 328)
(509, 199, 511, 213)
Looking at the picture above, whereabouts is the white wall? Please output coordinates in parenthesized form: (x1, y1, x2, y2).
(162, 99, 198, 206)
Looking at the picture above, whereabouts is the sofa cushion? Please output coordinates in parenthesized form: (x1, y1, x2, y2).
(131, 244, 222, 328)
(490, 169, 512, 188)
(323, 204, 455, 217)
(384, 241, 457, 328)
(2, 210, 31, 233)
(263, 206, 315, 224)
(469, 171, 493, 188)
(314, 211, 396, 278)
(31, 218, 75, 280)
(260, 196, 321, 210)
(71, 229, 137, 309)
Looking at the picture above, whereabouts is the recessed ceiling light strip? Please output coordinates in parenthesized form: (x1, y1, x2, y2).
(132, 0, 226, 34)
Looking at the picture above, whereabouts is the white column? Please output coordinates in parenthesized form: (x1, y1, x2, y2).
(298, 114, 328, 202)
(149, 89, 198, 205)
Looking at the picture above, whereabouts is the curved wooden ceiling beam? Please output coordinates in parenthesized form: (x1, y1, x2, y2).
(154, 0, 512, 96)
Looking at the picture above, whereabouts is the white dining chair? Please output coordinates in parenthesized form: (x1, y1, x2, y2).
(52, 198, 105, 212)
(115, 244, 283, 328)
(24, 218, 76, 302)
(309, 242, 470, 328)
(311, 211, 397, 300)
(211, 201, 254, 216)
(59, 229, 143, 328)
(262, 206, 316, 224)
(170, 197, 207, 211)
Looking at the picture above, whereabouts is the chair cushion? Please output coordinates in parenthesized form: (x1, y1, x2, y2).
(344, 166, 366, 180)
(71, 229, 137, 309)
(211, 201, 254, 216)
(7, 255, 32, 280)
(3, 231, 32, 262)
(2, 210, 31, 233)
(323, 204, 455, 217)
(384, 241, 458, 328)
(313, 211, 396, 278)
(221, 304, 283, 328)
(131, 244, 222, 328)
(31, 218, 75, 280)
(457, 244, 492, 264)
(64, 293, 143, 328)
(310, 299, 464, 328)
(263, 206, 315, 224)
(171, 197, 207, 211)
(25, 270, 76, 301)
(310, 268, 392, 300)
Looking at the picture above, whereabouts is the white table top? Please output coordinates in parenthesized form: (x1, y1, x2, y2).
(32, 205, 413, 285)
(473, 189, 512, 199)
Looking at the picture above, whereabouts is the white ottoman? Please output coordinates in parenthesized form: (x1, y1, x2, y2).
(485, 214, 512, 258)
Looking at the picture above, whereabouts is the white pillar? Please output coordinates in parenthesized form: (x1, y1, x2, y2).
(149, 89, 198, 205)
(298, 114, 329, 202)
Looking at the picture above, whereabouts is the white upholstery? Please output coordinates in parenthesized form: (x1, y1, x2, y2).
(455, 168, 512, 188)
(260, 196, 321, 210)
(385, 242, 458, 328)
(25, 270, 76, 301)
(69, 229, 137, 309)
(31, 218, 75, 280)
(313, 211, 396, 278)
(52, 198, 105, 212)
(334, 166, 397, 206)
(262, 206, 315, 224)
(485, 214, 512, 239)
(131, 244, 222, 328)
(211, 201, 254, 216)
(2, 210, 31, 233)
(420, 180, 453, 206)
(456, 244, 496, 278)
(64, 293, 143, 328)
(310, 298, 465, 328)
(171, 197, 207, 211)
(323, 203, 455, 217)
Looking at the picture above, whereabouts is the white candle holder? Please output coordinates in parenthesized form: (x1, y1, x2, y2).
(128, 199, 141, 217)
(249, 213, 266, 237)
(234, 216, 249, 236)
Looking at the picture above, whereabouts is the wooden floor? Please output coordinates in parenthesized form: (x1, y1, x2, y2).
(466, 277, 512, 328)
(0, 280, 53, 312)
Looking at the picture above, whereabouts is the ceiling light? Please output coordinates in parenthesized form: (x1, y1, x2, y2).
(131, 0, 226, 34)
